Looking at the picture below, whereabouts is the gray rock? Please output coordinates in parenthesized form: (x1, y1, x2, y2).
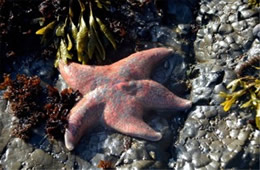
(103, 134, 125, 156)
(246, 17, 259, 27)
(167, 0, 193, 23)
(118, 160, 163, 169)
(192, 152, 211, 168)
(238, 3, 249, 11)
(150, 26, 181, 51)
(211, 22, 220, 33)
(0, 99, 12, 154)
(253, 24, 260, 38)
(90, 153, 117, 167)
(224, 35, 235, 44)
(229, 129, 239, 139)
(121, 145, 150, 164)
(232, 21, 247, 32)
(209, 151, 221, 162)
(237, 129, 250, 141)
(26, 149, 63, 169)
(1, 138, 33, 169)
(230, 43, 240, 50)
(228, 14, 237, 23)
(240, 9, 258, 19)
(177, 24, 191, 35)
(218, 40, 228, 48)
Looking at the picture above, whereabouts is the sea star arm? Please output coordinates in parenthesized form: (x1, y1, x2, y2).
(64, 90, 105, 150)
(112, 47, 174, 80)
(103, 100, 162, 141)
(58, 48, 174, 94)
(117, 80, 192, 111)
(58, 60, 110, 94)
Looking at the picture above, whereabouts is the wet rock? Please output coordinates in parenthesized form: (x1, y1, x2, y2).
(0, 138, 33, 169)
(0, 99, 12, 154)
(150, 26, 181, 51)
(231, 21, 247, 32)
(237, 129, 250, 141)
(177, 24, 191, 35)
(25, 149, 63, 169)
(222, 69, 237, 85)
(230, 43, 240, 50)
(229, 129, 239, 139)
(192, 152, 211, 168)
(240, 9, 258, 19)
(73, 156, 92, 169)
(90, 153, 117, 168)
(55, 75, 69, 91)
(218, 24, 233, 34)
(167, 0, 193, 23)
(219, 40, 229, 49)
(181, 117, 201, 140)
(152, 52, 186, 84)
(121, 144, 150, 164)
(75, 130, 108, 161)
(118, 160, 163, 169)
(253, 24, 260, 39)
(200, 4, 209, 14)
(204, 106, 218, 118)
(209, 151, 221, 162)
(248, 39, 260, 56)
(172, 1, 260, 169)
(103, 134, 125, 157)
(1, 0, 260, 169)
(228, 14, 238, 23)
(212, 22, 220, 33)
(224, 35, 235, 44)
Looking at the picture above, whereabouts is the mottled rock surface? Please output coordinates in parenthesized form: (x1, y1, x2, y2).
(0, 0, 259, 169)
(169, 0, 260, 169)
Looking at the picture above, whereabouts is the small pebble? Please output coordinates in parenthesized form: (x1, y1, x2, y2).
(240, 9, 257, 19)
(232, 21, 247, 31)
(253, 24, 260, 38)
(192, 152, 211, 168)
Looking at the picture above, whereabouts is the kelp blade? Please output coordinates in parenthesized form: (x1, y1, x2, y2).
(36, 21, 56, 35)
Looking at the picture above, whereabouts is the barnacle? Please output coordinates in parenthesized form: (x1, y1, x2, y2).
(36, 0, 117, 66)
(220, 76, 260, 129)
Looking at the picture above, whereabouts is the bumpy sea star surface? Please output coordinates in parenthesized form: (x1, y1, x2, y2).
(58, 47, 192, 150)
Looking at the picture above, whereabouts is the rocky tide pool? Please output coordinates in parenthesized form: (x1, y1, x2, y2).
(0, 0, 259, 169)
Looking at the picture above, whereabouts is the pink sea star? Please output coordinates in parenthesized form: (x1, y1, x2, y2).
(58, 47, 192, 150)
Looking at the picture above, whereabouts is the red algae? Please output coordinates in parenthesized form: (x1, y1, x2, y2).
(97, 160, 114, 169)
(0, 74, 81, 141)
(45, 85, 81, 140)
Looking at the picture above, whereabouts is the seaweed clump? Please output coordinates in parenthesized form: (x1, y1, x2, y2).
(0, 74, 45, 140)
(45, 85, 81, 140)
(36, 0, 117, 65)
(0, 74, 81, 141)
(97, 160, 114, 169)
(220, 56, 260, 129)
(248, 0, 260, 8)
